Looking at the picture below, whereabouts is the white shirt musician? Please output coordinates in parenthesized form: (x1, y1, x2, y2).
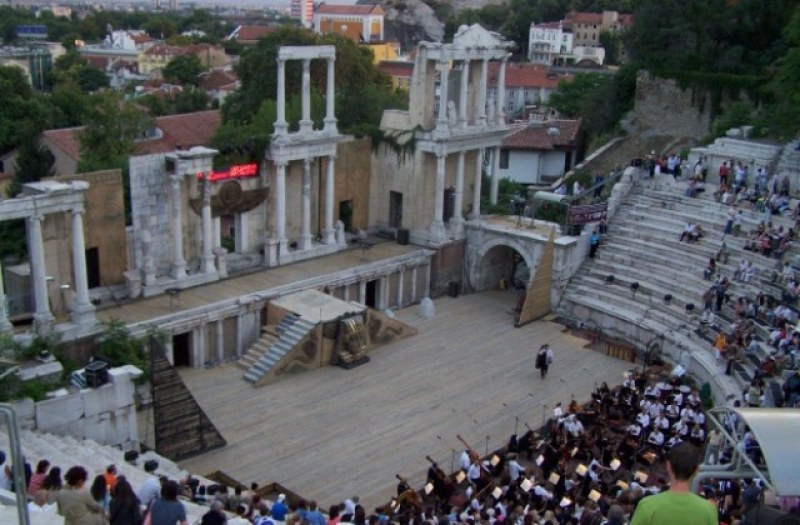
(648, 429, 665, 447)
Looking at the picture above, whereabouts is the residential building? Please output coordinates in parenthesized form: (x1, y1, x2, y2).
(41, 110, 222, 177)
(138, 43, 228, 76)
(486, 62, 567, 120)
(292, 0, 314, 28)
(0, 46, 52, 90)
(313, 4, 385, 42)
(495, 119, 584, 185)
(528, 10, 632, 66)
(377, 60, 413, 90)
(225, 25, 278, 46)
(79, 30, 154, 67)
(198, 69, 239, 105)
(365, 41, 400, 64)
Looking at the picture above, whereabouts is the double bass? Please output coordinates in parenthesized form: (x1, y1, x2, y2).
(456, 434, 491, 489)
(425, 455, 455, 504)
(392, 474, 422, 515)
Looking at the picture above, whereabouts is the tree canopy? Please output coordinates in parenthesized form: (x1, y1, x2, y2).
(214, 26, 407, 166)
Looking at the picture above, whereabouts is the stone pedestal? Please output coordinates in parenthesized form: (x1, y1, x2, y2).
(213, 247, 228, 278)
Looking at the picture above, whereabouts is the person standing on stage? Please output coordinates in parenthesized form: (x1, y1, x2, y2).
(535, 344, 554, 379)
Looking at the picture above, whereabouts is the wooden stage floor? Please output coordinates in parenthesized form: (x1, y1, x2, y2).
(173, 291, 633, 510)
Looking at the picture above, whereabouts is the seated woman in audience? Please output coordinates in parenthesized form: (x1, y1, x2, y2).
(704, 258, 717, 280)
(54, 466, 105, 525)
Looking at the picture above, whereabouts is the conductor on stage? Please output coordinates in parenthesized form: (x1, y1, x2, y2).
(535, 344, 554, 379)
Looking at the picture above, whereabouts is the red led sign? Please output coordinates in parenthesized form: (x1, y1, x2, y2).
(198, 163, 258, 182)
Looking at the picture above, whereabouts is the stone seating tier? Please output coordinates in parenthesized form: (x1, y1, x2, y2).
(702, 138, 782, 162)
(558, 178, 799, 402)
(0, 429, 212, 524)
(562, 289, 746, 397)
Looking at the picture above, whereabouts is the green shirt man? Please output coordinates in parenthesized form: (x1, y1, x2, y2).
(630, 442, 718, 525)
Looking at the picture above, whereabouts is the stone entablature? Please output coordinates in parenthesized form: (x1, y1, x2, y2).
(265, 45, 348, 267)
(0, 181, 95, 333)
(374, 25, 514, 247)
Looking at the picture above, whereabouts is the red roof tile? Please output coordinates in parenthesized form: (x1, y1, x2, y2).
(488, 63, 567, 89)
(42, 110, 222, 161)
(232, 25, 277, 42)
(565, 12, 602, 25)
(198, 69, 238, 91)
(502, 119, 582, 151)
(84, 55, 109, 70)
(315, 3, 383, 16)
(377, 60, 413, 78)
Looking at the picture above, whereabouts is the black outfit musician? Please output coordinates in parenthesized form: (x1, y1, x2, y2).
(535, 344, 554, 378)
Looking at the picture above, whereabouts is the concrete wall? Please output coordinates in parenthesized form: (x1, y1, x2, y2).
(634, 71, 712, 139)
(500, 150, 566, 185)
(130, 154, 172, 275)
(370, 145, 478, 235)
(431, 240, 465, 297)
(9, 365, 142, 450)
(332, 138, 372, 231)
(61, 169, 127, 287)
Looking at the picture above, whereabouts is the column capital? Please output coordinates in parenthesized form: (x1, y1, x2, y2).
(71, 206, 86, 216)
(303, 158, 313, 168)
(170, 173, 183, 184)
(30, 213, 44, 223)
(328, 154, 338, 161)
(275, 160, 288, 169)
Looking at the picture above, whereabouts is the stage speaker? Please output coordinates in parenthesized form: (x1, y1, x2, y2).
(606, 275, 615, 284)
(664, 294, 673, 303)
(448, 281, 461, 298)
(397, 228, 410, 245)
(124, 450, 139, 464)
(685, 303, 695, 313)
(85, 360, 109, 388)
(745, 505, 800, 525)
(630, 282, 640, 291)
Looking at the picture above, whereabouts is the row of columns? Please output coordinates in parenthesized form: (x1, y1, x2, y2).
(272, 156, 337, 255)
(432, 148, 500, 238)
(170, 174, 220, 281)
(0, 208, 96, 333)
(275, 57, 337, 136)
(437, 55, 507, 130)
(162, 261, 432, 367)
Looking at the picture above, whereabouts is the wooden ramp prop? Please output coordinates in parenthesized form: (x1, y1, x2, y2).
(515, 227, 555, 327)
(150, 338, 226, 460)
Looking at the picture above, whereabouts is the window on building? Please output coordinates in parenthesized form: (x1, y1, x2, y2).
(499, 149, 509, 169)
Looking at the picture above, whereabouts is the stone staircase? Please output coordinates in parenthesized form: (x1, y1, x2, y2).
(151, 342, 226, 460)
(558, 177, 798, 402)
(776, 140, 800, 180)
(0, 428, 212, 524)
(242, 314, 316, 385)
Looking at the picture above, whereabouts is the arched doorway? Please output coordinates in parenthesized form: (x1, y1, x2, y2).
(475, 244, 531, 293)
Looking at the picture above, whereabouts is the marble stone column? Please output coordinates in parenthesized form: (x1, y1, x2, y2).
(358, 280, 366, 305)
(275, 58, 288, 135)
(432, 153, 447, 241)
(472, 149, 484, 219)
(410, 266, 418, 302)
(27, 215, 53, 329)
(490, 146, 501, 205)
(452, 151, 466, 237)
(275, 161, 288, 255)
(299, 59, 313, 133)
(397, 267, 405, 307)
(458, 59, 470, 128)
(300, 158, 313, 250)
(424, 262, 431, 298)
(324, 57, 337, 133)
(235, 313, 244, 357)
(170, 174, 187, 280)
(70, 208, 96, 326)
(0, 261, 13, 333)
(496, 56, 508, 124)
(478, 59, 488, 126)
(323, 155, 336, 244)
(436, 56, 450, 130)
(215, 320, 224, 363)
(200, 175, 215, 274)
(236, 211, 250, 253)
(213, 217, 221, 248)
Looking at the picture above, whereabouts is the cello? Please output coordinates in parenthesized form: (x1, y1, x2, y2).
(456, 434, 492, 489)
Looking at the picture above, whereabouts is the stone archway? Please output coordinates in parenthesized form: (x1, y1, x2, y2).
(474, 238, 535, 293)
